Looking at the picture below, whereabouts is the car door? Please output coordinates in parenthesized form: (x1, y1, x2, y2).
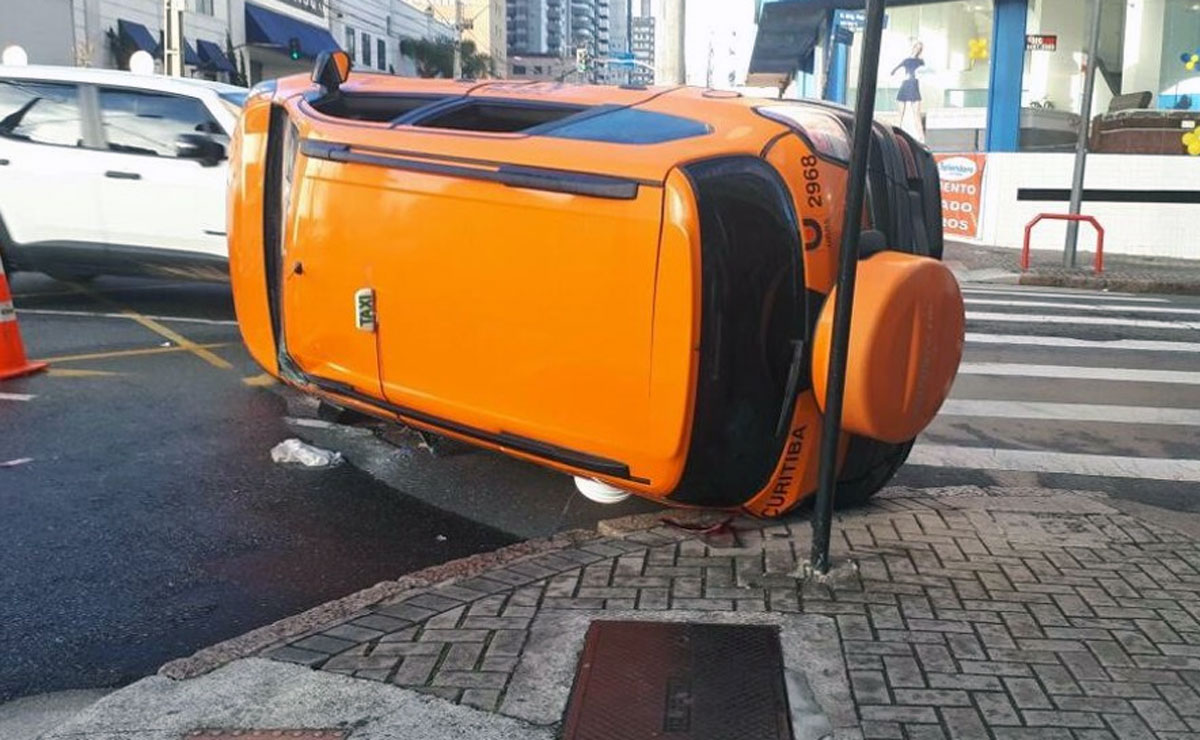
(0, 78, 107, 253)
(93, 86, 228, 260)
(277, 117, 383, 398)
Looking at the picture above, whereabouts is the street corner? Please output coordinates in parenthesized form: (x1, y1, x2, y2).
(41, 658, 555, 740)
(124, 483, 1200, 740)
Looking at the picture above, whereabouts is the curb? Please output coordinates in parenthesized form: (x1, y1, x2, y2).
(157, 486, 1200, 683)
(158, 528, 603, 681)
(1018, 272, 1200, 295)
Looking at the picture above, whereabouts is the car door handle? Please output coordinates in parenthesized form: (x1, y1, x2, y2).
(105, 170, 141, 180)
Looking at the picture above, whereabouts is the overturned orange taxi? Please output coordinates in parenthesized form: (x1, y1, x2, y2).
(228, 56, 964, 518)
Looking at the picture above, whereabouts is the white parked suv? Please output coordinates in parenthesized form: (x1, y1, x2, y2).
(0, 65, 245, 281)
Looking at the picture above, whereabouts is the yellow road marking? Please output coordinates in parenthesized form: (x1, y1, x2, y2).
(242, 372, 277, 387)
(34, 342, 234, 364)
(68, 282, 234, 370)
(47, 368, 122, 377)
(118, 312, 234, 369)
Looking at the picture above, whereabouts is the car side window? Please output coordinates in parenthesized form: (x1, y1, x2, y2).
(98, 87, 226, 158)
(0, 80, 84, 147)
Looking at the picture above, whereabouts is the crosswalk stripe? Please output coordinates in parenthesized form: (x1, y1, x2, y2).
(967, 311, 1199, 330)
(959, 362, 1200, 385)
(0, 392, 34, 402)
(965, 298, 1200, 316)
(938, 399, 1200, 426)
(961, 286, 1163, 302)
(909, 444, 1200, 482)
(965, 333, 1200, 353)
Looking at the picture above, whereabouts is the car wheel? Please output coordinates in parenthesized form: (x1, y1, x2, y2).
(574, 477, 632, 504)
(835, 436, 915, 509)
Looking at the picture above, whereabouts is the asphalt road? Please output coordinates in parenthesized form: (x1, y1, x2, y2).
(0, 274, 528, 703)
(894, 283, 1200, 508)
(4, 272, 1198, 704)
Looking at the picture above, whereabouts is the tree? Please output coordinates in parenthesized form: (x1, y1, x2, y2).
(105, 27, 136, 70)
(226, 34, 248, 87)
(400, 37, 492, 79)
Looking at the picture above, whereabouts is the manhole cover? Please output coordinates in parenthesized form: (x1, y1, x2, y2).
(562, 621, 792, 740)
(185, 732, 346, 739)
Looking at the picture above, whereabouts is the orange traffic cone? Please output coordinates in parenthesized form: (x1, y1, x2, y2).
(0, 257, 47, 381)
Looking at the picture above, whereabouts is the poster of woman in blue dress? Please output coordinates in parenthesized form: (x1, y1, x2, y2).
(892, 41, 926, 142)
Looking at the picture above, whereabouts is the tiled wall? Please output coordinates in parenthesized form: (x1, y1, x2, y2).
(975, 152, 1198, 259)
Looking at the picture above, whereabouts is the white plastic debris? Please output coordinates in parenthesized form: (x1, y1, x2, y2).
(435, 534, 447, 542)
(0, 457, 33, 468)
(270, 438, 343, 468)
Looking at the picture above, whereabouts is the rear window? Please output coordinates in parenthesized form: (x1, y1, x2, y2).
(414, 101, 586, 133)
(543, 108, 710, 144)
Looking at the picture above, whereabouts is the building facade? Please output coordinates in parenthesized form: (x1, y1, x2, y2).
(1, 0, 78, 66)
(629, 14, 654, 85)
(507, 0, 611, 81)
(0, 0, 453, 84)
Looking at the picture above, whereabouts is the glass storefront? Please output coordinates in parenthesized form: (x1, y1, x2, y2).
(831, 0, 1200, 154)
(1159, 0, 1200, 110)
(846, 1, 995, 148)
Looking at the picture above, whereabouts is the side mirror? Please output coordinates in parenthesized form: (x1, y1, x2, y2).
(313, 50, 352, 93)
(175, 133, 225, 167)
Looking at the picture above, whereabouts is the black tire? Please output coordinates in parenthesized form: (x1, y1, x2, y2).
(836, 436, 915, 509)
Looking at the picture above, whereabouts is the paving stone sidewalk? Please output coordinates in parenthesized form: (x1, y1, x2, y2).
(260, 486, 1200, 739)
(945, 241, 1200, 294)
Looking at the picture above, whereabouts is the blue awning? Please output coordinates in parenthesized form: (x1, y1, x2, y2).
(748, 2, 824, 79)
(117, 20, 158, 53)
(245, 4, 340, 60)
(196, 39, 236, 73)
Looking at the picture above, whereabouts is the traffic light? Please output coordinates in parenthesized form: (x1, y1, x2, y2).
(575, 46, 587, 73)
(288, 37, 302, 61)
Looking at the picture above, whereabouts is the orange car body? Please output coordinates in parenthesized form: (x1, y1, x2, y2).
(229, 72, 963, 517)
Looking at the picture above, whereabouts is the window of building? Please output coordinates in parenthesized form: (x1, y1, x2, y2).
(98, 87, 225, 157)
(345, 26, 356, 60)
(513, 64, 527, 75)
(193, 0, 214, 16)
(377, 38, 386, 71)
(362, 32, 371, 66)
(845, 2, 995, 150)
(0, 80, 84, 147)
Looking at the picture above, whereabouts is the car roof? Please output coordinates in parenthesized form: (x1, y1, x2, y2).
(0, 64, 247, 97)
(271, 73, 809, 185)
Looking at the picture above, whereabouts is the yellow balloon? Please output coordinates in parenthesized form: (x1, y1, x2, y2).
(1189, 60, 1198, 71)
(1189, 141, 1200, 156)
(1186, 132, 1198, 146)
(1192, 54, 1200, 63)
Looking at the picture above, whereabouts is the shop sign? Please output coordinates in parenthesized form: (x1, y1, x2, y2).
(833, 9, 889, 34)
(934, 154, 986, 240)
(1026, 34, 1058, 52)
(275, 0, 325, 16)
